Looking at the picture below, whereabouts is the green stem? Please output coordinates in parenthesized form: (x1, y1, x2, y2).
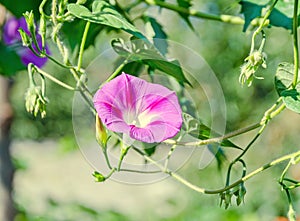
(164, 122, 261, 146)
(226, 159, 246, 186)
(164, 133, 183, 169)
(292, 0, 299, 88)
(99, 59, 128, 88)
(205, 150, 300, 194)
(77, 21, 91, 71)
(27, 63, 35, 87)
(39, 0, 48, 15)
(132, 146, 206, 193)
(117, 145, 130, 171)
(45, 54, 74, 69)
(133, 146, 300, 195)
(286, 189, 296, 221)
(103, 148, 113, 170)
(144, 0, 245, 25)
(105, 168, 116, 180)
(233, 125, 265, 164)
(225, 100, 285, 187)
(120, 168, 161, 174)
(250, 0, 278, 54)
(51, 0, 58, 26)
(35, 66, 75, 91)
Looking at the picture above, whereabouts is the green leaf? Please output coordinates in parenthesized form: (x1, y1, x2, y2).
(239, 0, 296, 31)
(207, 144, 227, 170)
(275, 62, 300, 113)
(111, 39, 190, 85)
(142, 143, 158, 156)
(176, 0, 194, 30)
(0, 0, 41, 18)
(143, 16, 168, 55)
(0, 42, 25, 76)
(268, 8, 292, 30)
(62, 19, 103, 51)
(147, 59, 189, 85)
(67, 1, 146, 39)
(240, 1, 263, 32)
(182, 113, 241, 149)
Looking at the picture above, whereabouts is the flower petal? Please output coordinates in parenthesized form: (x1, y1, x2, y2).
(2, 16, 50, 68)
(93, 73, 182, 143)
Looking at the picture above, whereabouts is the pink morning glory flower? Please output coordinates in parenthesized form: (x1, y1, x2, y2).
(93, 73, 183, 143)
(3, 16, 49, 68)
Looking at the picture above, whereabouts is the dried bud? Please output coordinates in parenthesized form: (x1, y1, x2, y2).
(25, 85, 48, 118)
(239, 50, 267, 87)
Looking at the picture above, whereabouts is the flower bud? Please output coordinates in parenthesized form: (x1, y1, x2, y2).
(92, 171, 106, 182)
(23, 11, 36, 36)
(18, 29, 31, 47)
(96, 114, 108, 149)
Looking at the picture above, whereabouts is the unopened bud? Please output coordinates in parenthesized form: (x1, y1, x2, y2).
(92, 171, 106, 182)
(96, 114, 108, 148)
(23, 11, 36, 36)
(18, 29, 31, 47)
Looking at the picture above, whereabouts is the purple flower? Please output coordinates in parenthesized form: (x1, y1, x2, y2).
(3, 16, 49, 68)
(93, 73, 183, 143)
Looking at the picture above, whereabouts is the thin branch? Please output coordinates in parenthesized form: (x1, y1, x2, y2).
(77, 21, 91, 71)
(292, 0, 299, 87)
(144, 0, 246, 25)
(164, 122, 261, 146)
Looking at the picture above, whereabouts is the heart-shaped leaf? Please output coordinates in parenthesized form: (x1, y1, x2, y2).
(275, 62, 300, 113)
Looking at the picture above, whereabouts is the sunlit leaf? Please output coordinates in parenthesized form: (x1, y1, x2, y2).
(182, 113, 240, 149)
(275, 62, 300, 113)
(67, 1, 146, 39)
(240, 0, 297, 31)
(111, 39, 190, 85)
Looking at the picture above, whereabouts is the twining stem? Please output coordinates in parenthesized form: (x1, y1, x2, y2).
(133, 146, 300, 195)
(292, 0, 299, 88)
(143, 0, 245, 25)
(286, 189, 296, 221)
(164, 122, 261, 146)
(206, 150, 300, 194)
(35, 66, 75, 91)
(132, 147, 206, 193)
(225, 99, 285, 186)
(103, 148, 113, 170)
(77, 21, 91, 71)
(48, 0, 95, 114)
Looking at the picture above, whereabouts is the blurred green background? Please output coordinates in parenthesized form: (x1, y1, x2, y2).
(1, 0, 300, 220)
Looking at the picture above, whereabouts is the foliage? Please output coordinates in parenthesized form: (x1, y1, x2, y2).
(1, 0, 300, 220)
